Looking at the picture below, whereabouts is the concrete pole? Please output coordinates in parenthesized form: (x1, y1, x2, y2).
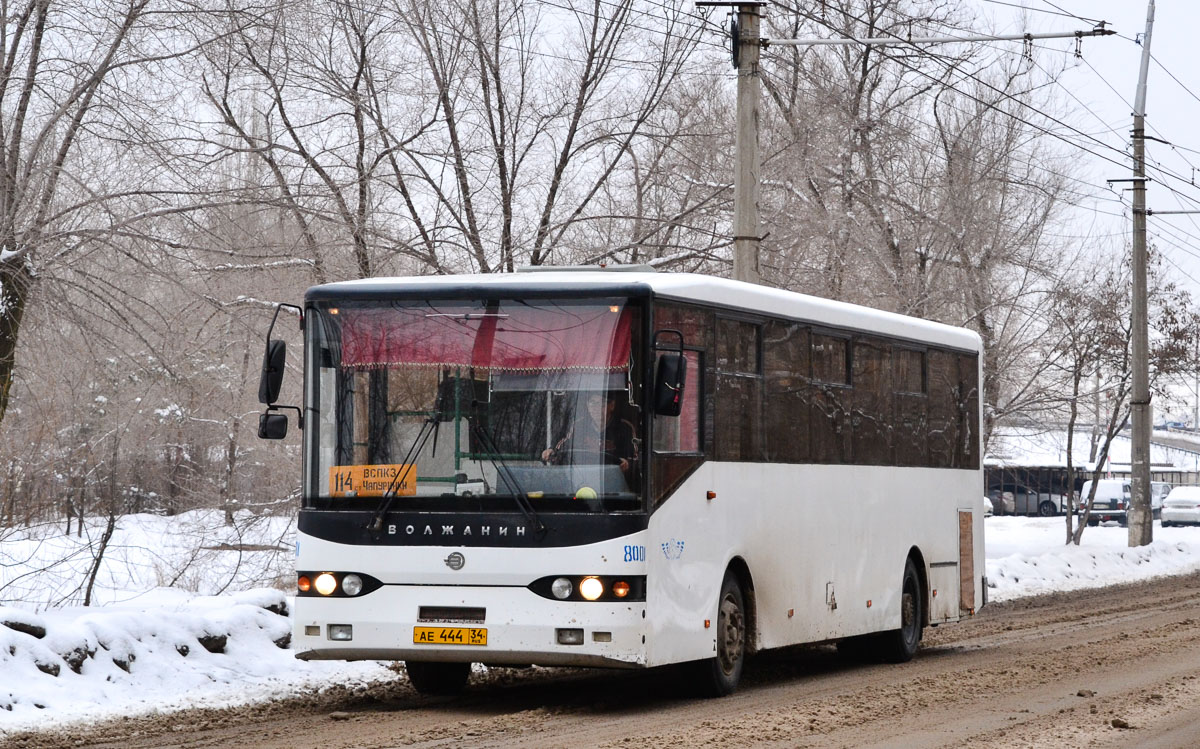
(1129, 0, 1155, 547)
(733, 4, 761, 284)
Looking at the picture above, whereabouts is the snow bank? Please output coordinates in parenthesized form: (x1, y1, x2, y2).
(0, 588, 393, 731)
(985, 517, 1200, 601)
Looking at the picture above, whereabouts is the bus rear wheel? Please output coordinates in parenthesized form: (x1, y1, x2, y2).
(405, 661, 470, 696)
(876, 559, 923, 663)
(693, 572, 746, 697)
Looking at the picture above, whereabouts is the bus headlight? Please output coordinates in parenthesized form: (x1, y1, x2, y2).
(342, 574, 364, 596)
(551, 577, 573, 600)
(314, 572, 338, 596)
(579, 576, 604, 601)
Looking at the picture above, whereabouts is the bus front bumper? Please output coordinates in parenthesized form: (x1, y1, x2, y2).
(292, 584, 647, 668)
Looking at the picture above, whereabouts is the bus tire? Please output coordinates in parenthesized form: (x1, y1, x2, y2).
(876, 559, 923, 664)
(405, 661, 470, 695)
(693, 572, 746, 697)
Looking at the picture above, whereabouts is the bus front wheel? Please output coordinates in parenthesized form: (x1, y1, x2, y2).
(877, 559, 923, 663)
(405, 661, 470, 696)
(693, 572, 746, 697)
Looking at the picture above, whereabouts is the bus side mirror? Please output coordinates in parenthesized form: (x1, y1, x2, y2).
(258, 339, 286, 405)
(258, 411, 288, 440)
(653, 353, 686, 416)
(652, 328, 687, 417)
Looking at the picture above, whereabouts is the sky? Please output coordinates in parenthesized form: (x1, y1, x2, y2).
(976, 0, 1200, 292)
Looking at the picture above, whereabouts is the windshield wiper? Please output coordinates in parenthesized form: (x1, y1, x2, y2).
(469, 418, 545, 536)
(367, 401, 444, 533)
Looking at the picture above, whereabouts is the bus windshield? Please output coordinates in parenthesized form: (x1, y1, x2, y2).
(304, 298, 644, 513)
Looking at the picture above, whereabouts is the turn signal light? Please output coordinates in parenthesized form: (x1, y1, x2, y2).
(612, 581, 631, 598)
(297, 575, 312, 593)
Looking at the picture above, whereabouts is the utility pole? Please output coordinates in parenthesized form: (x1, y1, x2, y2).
(732, 3, 763, 283)
(1128, 0, 1155, 548)
(697, 1, 765, 283)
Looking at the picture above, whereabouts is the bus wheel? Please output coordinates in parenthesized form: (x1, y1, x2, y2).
(694, 572, 746, 697)
(877, 559, 923, 664)
(405, 661, 470, 695)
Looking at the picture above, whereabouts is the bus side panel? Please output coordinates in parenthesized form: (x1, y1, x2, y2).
(644, 462, 726, 668)
(645, 462, 980, 667)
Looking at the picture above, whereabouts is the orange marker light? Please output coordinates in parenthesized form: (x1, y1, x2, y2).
(706, 491, 717, 501)
(612, 581, 631, 598)
(866, 600, 872, 608)
(297, 575, 311, 593)
(704, 619, 711, 629)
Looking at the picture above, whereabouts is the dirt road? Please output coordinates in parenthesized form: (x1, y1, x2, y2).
(11, 572, 1200, 749)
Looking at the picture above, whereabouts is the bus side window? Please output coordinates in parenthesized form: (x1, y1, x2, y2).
(715, 319, 762, 461)
(894, 348, 929, 466)
(763, 321, 810, 463)
(811, 333, 851, 463)
(927, 350, 958, 468)
(851, 338, 893, 465)
(956, 353, 980, 469)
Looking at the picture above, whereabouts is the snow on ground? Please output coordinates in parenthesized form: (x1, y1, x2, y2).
(4, 511, 1200, 735)
(0, 511, 395, 734)
(985, 517, 1200, 601)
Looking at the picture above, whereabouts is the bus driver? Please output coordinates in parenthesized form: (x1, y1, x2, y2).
(541, 391, 638, 475)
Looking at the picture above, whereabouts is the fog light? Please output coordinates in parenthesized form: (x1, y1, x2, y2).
(342, 574, 363, 596)
(328, 624, 353, 641)
(551, 577, 573, 600)
(579, 576, 603, 601)
(612, 581, 630, 598)
(314, 572, 338, 596)
(304, 625, 319, 636)
(556, 628, 584, 645)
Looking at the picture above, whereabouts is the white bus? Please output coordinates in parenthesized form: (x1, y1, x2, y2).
(257, 268, 985, 696)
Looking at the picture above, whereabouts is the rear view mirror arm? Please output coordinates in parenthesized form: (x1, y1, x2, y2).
(266, 404, 303, 429)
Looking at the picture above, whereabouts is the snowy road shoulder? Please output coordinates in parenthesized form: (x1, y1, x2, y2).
(986, 517, 1200, 601)
(0, 588, 395, 731)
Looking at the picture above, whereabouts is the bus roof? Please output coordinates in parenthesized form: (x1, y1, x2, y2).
(306, 271, 982, 352)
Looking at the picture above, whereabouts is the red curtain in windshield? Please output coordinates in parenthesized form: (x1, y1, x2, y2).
(341, 305, 633, 372)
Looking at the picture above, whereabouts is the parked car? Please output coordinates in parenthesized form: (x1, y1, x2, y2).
(1079, 479, 1129, 526)
(1161, 486, 1200, 527)
(1152, 481, 1171, 520)
(984, 487, 1014, 515)
(986, 482, 1066, 516)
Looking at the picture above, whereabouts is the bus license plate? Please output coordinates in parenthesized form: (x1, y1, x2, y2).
(413, 626, 487, 646)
